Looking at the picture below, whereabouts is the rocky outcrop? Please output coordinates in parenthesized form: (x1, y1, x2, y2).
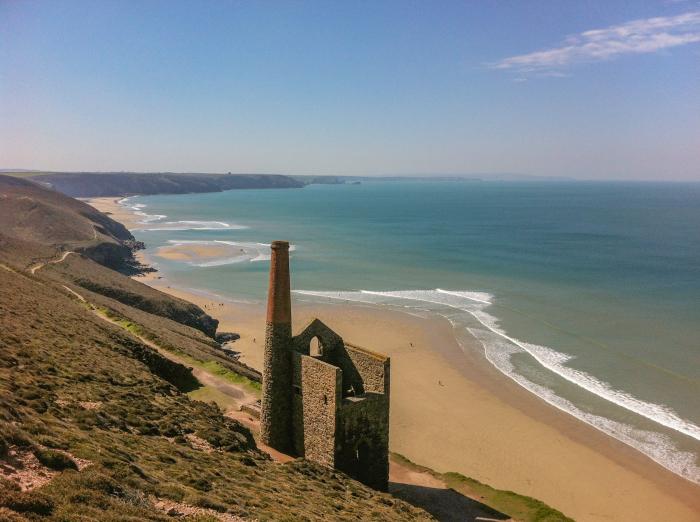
(79, 242, 136, 272)
(215, 332, 241, 344)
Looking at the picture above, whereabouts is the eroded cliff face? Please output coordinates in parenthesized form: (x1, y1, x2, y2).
(80, 242, 136, 271)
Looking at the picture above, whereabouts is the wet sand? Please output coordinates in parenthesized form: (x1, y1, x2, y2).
(156, 243, 233, 262)
(89, 196, 700, 521)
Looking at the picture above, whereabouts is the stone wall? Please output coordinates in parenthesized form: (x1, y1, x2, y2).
(336, 394, 390, 491)
(292, 353, 342, 467)
(292, 318, 344, 359)
(339, 344, 390, 397)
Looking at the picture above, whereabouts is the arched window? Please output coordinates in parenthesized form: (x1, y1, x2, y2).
(309, 336, 323, 357)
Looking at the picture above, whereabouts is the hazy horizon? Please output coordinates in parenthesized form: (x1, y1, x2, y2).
(2, 1, 699, 181)
(5, 169, 700, 183)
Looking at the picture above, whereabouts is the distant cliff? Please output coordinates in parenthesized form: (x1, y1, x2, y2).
(30, 172, 304, 197)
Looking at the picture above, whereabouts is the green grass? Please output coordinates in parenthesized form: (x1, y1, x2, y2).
(197, 360, 261, 392)
(391, 453, 574, 522)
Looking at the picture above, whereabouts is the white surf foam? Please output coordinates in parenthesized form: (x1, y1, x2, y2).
(117, 196, 168, 225)
(292, 287, 700, 483)
(469, 326, 700, 483)
(117, 197, 246, 231)
(469, 308, 700, 443)
(138, 220, 247, 231)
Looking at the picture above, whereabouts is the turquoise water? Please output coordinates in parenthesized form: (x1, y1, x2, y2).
(123, 181, 700, 482)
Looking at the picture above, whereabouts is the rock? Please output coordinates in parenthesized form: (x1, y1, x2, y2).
(216, 332, 240, 344)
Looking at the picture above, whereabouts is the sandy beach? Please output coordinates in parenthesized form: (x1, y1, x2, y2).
(86, 197, 143, 229)
(89, 196, 700, 521)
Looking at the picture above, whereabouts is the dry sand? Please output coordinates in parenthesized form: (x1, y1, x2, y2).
(86, 197, 142, 229)
(89, 197, 700, 521)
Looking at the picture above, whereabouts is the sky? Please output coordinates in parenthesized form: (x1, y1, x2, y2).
(1, 1, 699, 180)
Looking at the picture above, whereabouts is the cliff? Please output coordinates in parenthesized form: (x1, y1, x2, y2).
(29, 172, 304, 198)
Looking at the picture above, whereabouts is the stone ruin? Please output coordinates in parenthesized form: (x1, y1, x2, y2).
(260, 241, 390, 490)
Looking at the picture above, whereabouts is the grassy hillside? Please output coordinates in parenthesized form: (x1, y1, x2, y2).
(45, 254, 221, 338)
(0, 175, 135, 270)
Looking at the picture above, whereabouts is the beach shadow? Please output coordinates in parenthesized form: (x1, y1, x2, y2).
(389, 481, 511, 522)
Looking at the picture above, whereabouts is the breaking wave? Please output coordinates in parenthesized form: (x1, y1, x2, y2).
(139, 220, 247, 231)
(292, 288, 700, 483)
(118, 197, 246, 231)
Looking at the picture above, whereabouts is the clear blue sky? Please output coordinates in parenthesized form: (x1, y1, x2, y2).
(1, 1, 699, 180)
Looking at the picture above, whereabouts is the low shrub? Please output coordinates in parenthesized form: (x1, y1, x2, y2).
(2, 491, 54, 515)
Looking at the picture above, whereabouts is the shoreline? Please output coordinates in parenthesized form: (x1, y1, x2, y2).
(88, 196, 700, 521)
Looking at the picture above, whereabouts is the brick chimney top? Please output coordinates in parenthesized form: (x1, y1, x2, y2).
(266, 240, 291, 324)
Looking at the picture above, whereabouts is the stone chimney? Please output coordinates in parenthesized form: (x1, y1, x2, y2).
(260, 240, 293, 451)
(266, 241, 291, 325)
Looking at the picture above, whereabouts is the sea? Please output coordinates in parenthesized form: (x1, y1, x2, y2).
(119, 180, 700, 483)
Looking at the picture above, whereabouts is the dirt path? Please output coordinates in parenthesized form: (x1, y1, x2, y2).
(30, 250, 75, 274)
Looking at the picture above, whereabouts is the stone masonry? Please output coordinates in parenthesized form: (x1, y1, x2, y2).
(260, 241, 390, 491)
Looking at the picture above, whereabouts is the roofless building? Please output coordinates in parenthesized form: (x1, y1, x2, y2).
(260, 241, 390, 490)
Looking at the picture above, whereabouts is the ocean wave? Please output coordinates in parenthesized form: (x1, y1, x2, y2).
(117, 197, 246, 231)
(138, 220, 247, 231)
(469, 326, 700, 483)
(118, 196, 169, 225)
(469, 308, 700, 443)
(292, 287, 700, 483)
